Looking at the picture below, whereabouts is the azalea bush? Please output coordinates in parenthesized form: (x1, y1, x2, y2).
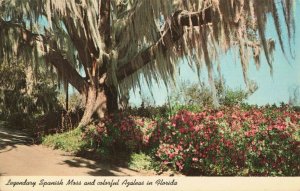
(154, 105, 300, 175)
(82, 105, 300, 176)
(82, 113, 158, 153)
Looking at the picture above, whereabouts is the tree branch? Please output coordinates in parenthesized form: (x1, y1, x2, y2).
(116, 7, 213, 81)
(0, 19, 88, 94)
(45, 51, 88, 94)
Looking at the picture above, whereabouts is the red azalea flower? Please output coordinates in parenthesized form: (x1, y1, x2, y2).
(179, 128, 186, 134)
(216, 111, 224, 118)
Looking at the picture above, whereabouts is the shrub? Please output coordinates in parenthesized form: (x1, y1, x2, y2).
(81, 105, 300, 175)
(82, 114, 158, 153)
(153, 106, 300, 175)
(169, 79, 254, 108)
(221, 89, 248, 107)
(42, 127, 87, 152)
(128, 153, 152, 171)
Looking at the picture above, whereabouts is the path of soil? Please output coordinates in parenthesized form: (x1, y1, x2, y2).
(0, 125, 154, 176)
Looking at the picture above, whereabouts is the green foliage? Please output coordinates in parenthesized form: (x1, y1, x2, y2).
(169, 80, 217, 108)
(125, 79, 253, 120)
(42, 127, 86, 153)
(169, 79, 253, 110)
(128, 153, 152, 171)
(125, 104, 170, 119)
(221, 89, 249, 107)
(0, 61, 60, 129)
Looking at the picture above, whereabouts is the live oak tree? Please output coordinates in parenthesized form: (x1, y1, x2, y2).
(0, 0, 295, 126)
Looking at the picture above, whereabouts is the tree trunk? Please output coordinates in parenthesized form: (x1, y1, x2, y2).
(104, 83, 118, 114)
(78, 82, 118, 127)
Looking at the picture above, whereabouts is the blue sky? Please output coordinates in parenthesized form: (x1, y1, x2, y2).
(129, 2, 300, 107)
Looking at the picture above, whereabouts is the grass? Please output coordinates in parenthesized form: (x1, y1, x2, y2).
(42, 127, 86, 153)
(42, 129, 155, 173)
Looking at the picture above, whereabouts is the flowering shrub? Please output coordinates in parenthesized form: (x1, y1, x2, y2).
(82, 105, 300, 175)
(82, 113, 158, 153)
(154, 105, 300, 175)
